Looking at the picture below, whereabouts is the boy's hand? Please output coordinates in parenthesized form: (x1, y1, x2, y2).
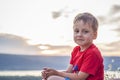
(42, 68, 58, 78)
(41, 69, 48, 80)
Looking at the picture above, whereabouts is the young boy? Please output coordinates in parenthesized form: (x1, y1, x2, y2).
(41, 12, 104, 80)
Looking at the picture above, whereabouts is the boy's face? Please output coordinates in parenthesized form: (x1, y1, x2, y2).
(73, 20, 97, 47)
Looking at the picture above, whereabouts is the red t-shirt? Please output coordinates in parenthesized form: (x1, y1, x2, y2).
(70, 44, 104, 80)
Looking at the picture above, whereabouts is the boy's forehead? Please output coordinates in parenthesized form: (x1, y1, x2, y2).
(74, 20, 92, 25)
(73, 20, 92, 28)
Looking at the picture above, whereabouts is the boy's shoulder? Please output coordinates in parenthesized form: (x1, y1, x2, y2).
(71, 46, 80, 56)
(73, 46, 80, 51)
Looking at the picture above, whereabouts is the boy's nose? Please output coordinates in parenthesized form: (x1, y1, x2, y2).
(76, 32, 82, 36)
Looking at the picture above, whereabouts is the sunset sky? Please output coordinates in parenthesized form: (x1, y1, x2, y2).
(0, 0, 120, 56)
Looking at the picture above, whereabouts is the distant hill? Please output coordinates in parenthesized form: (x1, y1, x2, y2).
(0, 53, 70, 70)
(0, 53, 120, 71)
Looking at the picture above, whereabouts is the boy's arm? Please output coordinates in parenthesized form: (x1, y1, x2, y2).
(64, 64, 73, 73)
(57, 70, 89, 80)
(44, 68, 89, 80)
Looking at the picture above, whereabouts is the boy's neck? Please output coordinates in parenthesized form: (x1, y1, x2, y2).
(80, 43, 93, 52)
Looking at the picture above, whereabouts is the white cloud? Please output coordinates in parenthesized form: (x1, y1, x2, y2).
(0, 0, 120, 56)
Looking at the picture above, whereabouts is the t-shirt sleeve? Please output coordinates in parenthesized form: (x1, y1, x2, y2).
(70, 46, 79, 64)
(80, 51, 100, 76)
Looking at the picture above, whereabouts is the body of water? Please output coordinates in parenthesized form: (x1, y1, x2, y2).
(0, 54, 120, 80)
(0, 54, 120, 71)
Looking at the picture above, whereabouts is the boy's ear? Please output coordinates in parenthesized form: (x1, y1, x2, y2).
(93, 31, 97, 39)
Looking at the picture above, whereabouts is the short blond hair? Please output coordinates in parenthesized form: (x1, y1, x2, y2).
(73, 12, 98, 32)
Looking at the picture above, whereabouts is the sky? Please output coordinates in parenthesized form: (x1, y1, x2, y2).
(0, 0, 120, 56)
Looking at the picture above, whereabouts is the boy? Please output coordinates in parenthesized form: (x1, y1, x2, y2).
(41, 12, 104, 80)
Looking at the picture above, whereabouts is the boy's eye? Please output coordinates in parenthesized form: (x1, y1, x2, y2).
(83, 30, 89, 33)
(74, 30, 79, 33)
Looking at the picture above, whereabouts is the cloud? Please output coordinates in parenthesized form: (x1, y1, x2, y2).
(108, 5, 120, 38)
(0, 33, 72, 56)
(51, 7, 77, 19)
(97, 5, 120, 56)
(98, 4, 120, 25)
(112, 25, 120, 37)
(0, 33, 120, 56)
(109, 5, 120, 15)
(97, 4, 120, 42)
(97, 40, 120, 56)
(38, 44, 73, 56)
(0, 33, 40, 55)
(94, 5, 120, 56)
(52, 11, 62, 19)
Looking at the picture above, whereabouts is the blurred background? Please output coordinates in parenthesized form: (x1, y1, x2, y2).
(0, 0, 120, 78)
